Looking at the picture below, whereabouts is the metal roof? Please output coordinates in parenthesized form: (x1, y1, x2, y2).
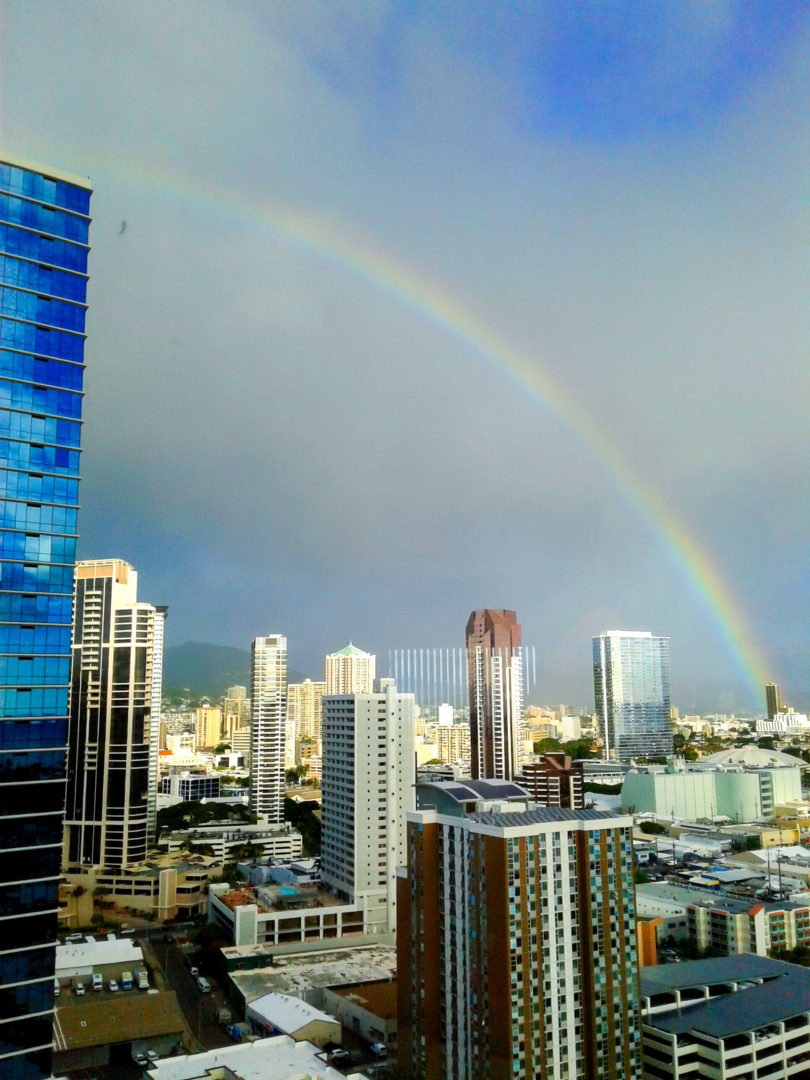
(641, 954, 792, 995)
(648, 966, 810, 1038)
(416, 778, 530, 803)
(473, 806, 625, 827)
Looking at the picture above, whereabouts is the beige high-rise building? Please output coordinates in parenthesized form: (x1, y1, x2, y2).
(287, 678, 325, 745)
(194, 705, 222, 749)
(325, 643, 375, 694)
(423, 722, 471, 766)
(223, 684, 251, 732)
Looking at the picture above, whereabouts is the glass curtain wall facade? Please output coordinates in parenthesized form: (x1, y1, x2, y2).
(0, 157, 91, 1080)
(593, 630, 672, 761)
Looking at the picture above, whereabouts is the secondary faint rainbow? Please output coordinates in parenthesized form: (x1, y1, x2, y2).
(100, 159, 772, 702)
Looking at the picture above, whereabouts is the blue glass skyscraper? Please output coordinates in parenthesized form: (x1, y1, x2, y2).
(593, 630, 672, 762)
(0, 156, 91, 1080)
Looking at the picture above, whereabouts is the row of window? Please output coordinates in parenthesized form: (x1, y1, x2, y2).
(0, 810, 63, 849)
(0, 195, 89, 244)
(0, 946, 54, 987)
(0, 379, 82, 420)
(0, 439, 79, 476)
(0, 593, 72, 622)
(0, 222, 88, 275)
(0, 410, 81, 449)
(0, 656, 70, 685)
(0, 1017, 54, 1073)
(0, 879, 58, 917)
(0, 562, 74, 593)
(0, 253, 87, 303)
(0, 287, 85, 334)
(0, 686, 68, 716)
(0, 163, 90, 214)
(0, 846, 60, 886)
(0, 719, 68, 752)
(0, 348, 83, 391)
(0, 501, 77, 533)
(0, 469, 79, 505)
(0, 625, 70, 653)
(0, 533, 76, 564)
(0, 315, 84, 364)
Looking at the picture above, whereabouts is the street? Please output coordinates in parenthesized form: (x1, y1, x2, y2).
(149, 936, 232, 1052)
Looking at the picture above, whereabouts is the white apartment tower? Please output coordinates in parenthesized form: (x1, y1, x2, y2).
(250, 634, 287, 823)
(64, 559, 165, 869)
(321, 678, 415, 933)
(325, 643, 375, 694)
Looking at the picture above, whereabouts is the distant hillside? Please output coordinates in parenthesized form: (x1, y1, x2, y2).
(163, 641, 305, 699)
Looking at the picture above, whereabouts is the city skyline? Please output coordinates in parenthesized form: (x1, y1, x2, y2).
(1, 5, 806, 713)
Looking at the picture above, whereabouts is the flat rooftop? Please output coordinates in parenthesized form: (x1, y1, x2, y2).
(228, 945, 397, 1004)
(215, 882, 341, 914)
(647, 964, 810, 1038)
(330, 980, 397, 1020)
(55, 939, 143, 972)
(148, 1035, 362, 1080)
(641, 954, 792, 996)
(54, 990, 185, 1051)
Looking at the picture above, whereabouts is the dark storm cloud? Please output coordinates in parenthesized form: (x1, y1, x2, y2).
(1, 2, 807, 707)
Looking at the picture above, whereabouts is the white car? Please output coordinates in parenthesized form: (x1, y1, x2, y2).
(146, 1050, 159, 1063)
(133, 1052, 148, 1067)
(370, 1043, 388, 1057)
(108, 979, 119, 992)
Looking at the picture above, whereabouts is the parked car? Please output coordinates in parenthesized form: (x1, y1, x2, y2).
(92, 973, 103, 992)
(146, 1050, 159, 1063)
(73, 980, 85, 996)
(53, 979, 60, 997)
(196, 976, 211, 994)
(370, 1043, 388, 1057)
(133, 1052, 148, 1067)
(108, 979, 119, 992)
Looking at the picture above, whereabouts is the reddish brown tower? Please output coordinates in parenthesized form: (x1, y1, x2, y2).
(466, 609, 522, 779)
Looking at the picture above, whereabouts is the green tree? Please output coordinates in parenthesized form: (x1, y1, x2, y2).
(533, 737, 563, 754)
(563, 739, 599, 759)
(640, 821, 667, 835)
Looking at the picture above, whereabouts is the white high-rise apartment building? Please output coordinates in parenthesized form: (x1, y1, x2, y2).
(250, 634, 287, 823)
(321, 678, 414, 933)
(325, 643, 375, 694)
(64, 559, 165, 868)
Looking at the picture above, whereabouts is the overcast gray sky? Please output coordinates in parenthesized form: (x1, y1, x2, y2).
(1, 2, 807, 709)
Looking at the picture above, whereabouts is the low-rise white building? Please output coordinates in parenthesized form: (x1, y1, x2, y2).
(622, 752, 803, 823)
(162, 819, 302, 861)
(245, 993, 340, 1047)
(147, 1035, 364, 1080)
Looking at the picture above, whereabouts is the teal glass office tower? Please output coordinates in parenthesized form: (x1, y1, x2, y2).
(0, 157, 91, 1080)
(593, 630, 672, 762)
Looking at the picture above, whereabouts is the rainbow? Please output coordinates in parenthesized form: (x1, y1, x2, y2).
(96, 159, 771, 703)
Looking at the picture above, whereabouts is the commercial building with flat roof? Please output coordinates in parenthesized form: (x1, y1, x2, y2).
(641, 954, 810, 1080)
(146, 1035, 364, 1080)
